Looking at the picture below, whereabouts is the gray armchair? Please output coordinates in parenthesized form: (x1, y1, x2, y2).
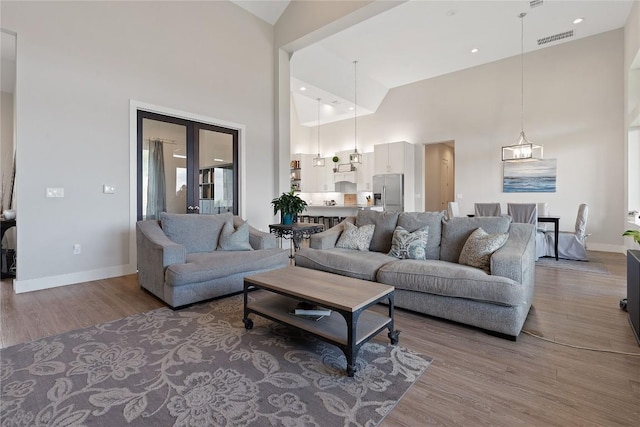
(136, 213, 289, 308)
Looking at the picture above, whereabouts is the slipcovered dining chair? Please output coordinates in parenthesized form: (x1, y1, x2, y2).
(474, 202, 501, 216)
(447, 201, 460, 219)
(508, 203, 548, 259)
(544, 203, 590, 261)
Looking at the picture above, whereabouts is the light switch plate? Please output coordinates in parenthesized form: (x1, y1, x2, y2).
(103, 185, 115, 194)
(46, 188, 64, 198)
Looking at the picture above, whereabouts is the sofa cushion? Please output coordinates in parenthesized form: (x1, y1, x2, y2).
(388, 226, 429, 260)
(161, 212, 232, 254)
(356, 210, 399, 253)
(218, 220, 253, 251)
(336, 222, 375, 251)
(440, 216, 512, 263)
(459, 227, 508, 273)
(165, 248, 288, 287)
(294, 248, 397, 282)
(397, 211, 445, 260)
(376, 259, 525, 307)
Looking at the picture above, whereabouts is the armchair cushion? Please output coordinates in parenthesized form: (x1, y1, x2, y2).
(160, 212, 232, 254)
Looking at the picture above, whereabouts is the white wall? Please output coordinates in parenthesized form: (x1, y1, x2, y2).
(306, 30, 625, 250)
(2, 1, 276, 291)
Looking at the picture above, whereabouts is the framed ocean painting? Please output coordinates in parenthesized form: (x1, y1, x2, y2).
(503, 159, 557, 193)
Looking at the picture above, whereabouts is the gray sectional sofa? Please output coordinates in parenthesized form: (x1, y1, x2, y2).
(136, 212, 289, 308)
(294, 210, 536, 339)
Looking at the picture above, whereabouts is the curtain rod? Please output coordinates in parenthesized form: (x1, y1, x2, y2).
(145, 137, 176, 145)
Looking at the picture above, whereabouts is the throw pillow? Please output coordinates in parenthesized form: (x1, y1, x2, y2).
(335, 222, 375, 251)
(217, 220, 253, 251)
(458, 227, 509, 273)
(388, 226, 429, 260)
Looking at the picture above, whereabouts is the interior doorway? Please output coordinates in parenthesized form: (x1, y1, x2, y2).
(424, 142, 455, 212)
(136, 111, 239, 221)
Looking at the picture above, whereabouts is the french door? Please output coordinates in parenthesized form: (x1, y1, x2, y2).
(136, 111, 238, 220)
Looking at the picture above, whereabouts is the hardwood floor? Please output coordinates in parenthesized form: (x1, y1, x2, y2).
(1, 251, 638, 426)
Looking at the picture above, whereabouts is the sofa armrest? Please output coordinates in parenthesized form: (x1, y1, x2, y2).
(309, 217, 355, 249)
(136, 220, 186, 298)
(491, 223, 536, 290)
(231, 216, 277, 249)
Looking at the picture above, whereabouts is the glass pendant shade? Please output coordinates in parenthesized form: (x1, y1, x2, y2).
(313, 156, 325, 167)
(503, 12, 543, 162)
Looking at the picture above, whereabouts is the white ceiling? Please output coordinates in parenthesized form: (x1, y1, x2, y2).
(283, 0, 636, 126)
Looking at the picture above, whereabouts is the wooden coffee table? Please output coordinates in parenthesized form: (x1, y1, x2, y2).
(242, 266, 399, 377)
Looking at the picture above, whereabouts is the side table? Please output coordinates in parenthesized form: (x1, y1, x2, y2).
(269, 223, 324, 258)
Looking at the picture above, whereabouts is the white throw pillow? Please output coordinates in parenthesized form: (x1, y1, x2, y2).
(336, 222, 375, 251)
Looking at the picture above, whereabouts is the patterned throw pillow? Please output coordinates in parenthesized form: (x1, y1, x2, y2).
(335, 222, 375, 251)
(217, 220, 253, 251)
(459, 227, 508, 273)
(388, 226, 429, 260)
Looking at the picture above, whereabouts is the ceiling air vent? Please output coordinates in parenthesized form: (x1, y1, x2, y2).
(529, 0, 544, 8)
(537, 30, 574, 46)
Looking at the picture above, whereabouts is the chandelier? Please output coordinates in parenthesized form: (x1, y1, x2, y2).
(349, 60, 362, 164)
(502, 12, 543, 161)
(313, 97, 325, 167)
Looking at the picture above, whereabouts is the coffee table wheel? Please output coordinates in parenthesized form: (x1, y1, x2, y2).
(243, 318, 253, 330)
(388, 329, 400, 345)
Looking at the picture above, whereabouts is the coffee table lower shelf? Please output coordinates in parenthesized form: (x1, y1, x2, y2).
(244, 292, 397, 376)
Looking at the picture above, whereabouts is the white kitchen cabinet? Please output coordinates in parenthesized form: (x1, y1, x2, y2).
(356, 152, 373, 191)
(299, 154, 317, 192)
(315, 157, 333, 192)
(374, 141, 411, 175)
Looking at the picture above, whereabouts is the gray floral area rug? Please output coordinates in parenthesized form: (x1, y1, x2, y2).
(0, 294, 431, 426)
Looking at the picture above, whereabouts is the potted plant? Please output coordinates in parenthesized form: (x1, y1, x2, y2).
(332, 156, 340, 172)
(271, 190, 308, 225)
(623, 230, 640, 245)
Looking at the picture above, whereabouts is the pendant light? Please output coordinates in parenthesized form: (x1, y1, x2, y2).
(349, 60, 362, 165)
(313, 98, 325, 167)
(502, 12, 543, 161)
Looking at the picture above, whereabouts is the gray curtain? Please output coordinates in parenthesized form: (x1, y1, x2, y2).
(146, 139, 166, 220)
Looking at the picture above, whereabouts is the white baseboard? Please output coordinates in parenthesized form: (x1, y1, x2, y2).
(587, 243, 627, 254)
(13, 264, 137, 294)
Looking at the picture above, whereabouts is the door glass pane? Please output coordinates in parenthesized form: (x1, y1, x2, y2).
(198, 129, 234, 215)
(141, 118, 187, 219)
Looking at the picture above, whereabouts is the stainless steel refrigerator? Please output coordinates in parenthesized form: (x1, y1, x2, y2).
(372, 174, 404, 212)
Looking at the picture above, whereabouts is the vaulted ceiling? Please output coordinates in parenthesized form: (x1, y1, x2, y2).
(234, 0, 635, 127)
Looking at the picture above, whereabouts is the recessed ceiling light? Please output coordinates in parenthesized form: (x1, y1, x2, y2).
(573, 17, 583, 24)
(471, 48, 479, 53)
(348, 107, 354, 111)
(300, 87, 307, 91)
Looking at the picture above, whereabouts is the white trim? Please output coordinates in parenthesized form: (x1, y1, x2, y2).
(128, 100, 247, 271)
(14, 264, 136, 294)
(587, 242, 627, 254)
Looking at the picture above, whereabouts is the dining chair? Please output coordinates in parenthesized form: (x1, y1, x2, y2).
(507, 203, 548, 260)
(544, 203, 590, 261)
(474, 203, 501, 216)
(447, 201, 460, 219)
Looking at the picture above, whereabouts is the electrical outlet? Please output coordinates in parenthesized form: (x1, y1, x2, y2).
(73, 244, 81, 255)
(46, 188, 64, 198)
